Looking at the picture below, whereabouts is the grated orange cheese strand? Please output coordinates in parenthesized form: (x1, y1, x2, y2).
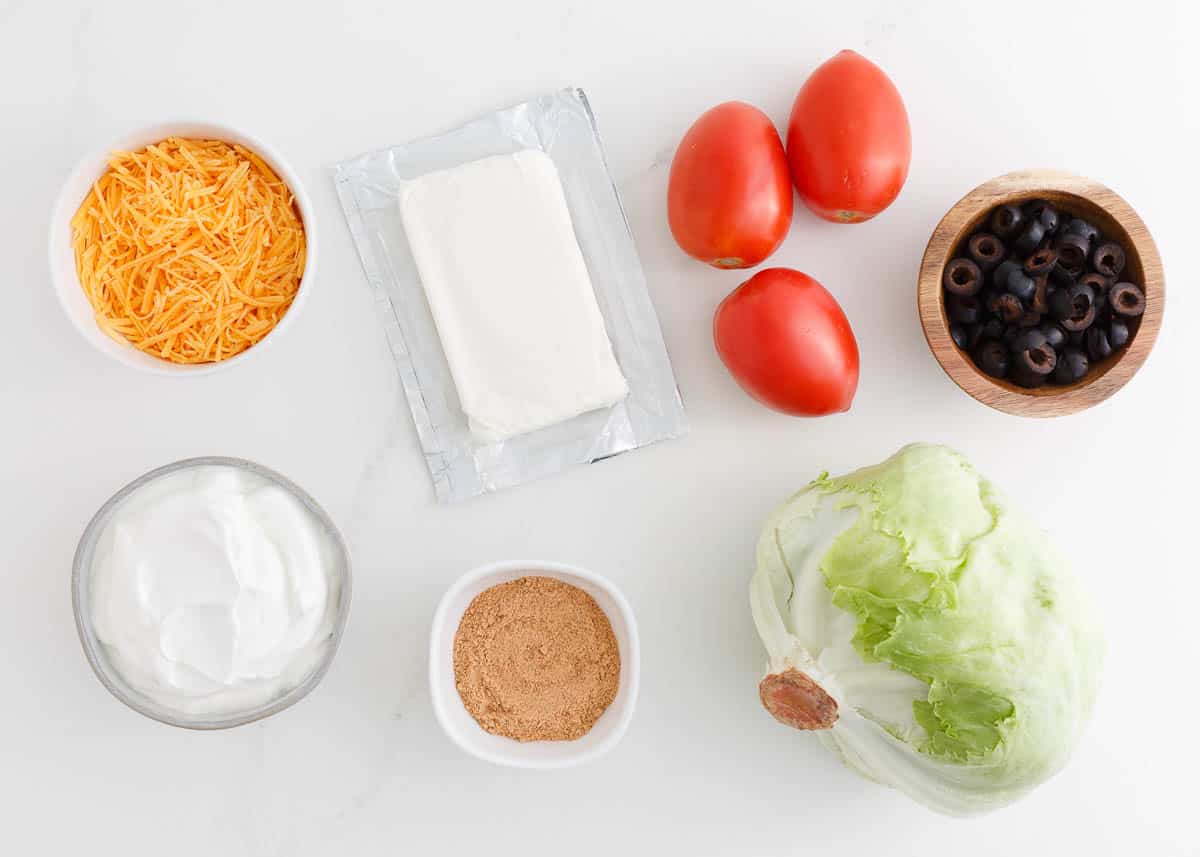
(70, 136, 305, 364)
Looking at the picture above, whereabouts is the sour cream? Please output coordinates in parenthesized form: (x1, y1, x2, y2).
(89, 464, 341, 718)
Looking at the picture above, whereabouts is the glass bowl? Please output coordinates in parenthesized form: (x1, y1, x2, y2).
(71, 457, 352, 729)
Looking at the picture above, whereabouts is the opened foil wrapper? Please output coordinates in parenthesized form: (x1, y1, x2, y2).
(335, 88, 687, 502)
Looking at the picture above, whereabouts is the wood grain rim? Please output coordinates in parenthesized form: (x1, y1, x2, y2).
(917, 170, 1164, 417)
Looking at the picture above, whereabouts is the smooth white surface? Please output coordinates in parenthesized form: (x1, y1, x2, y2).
(47, 120, 319, 376)
(401, 150, 628, 441)
(88, 464, 338, 718)
(428, 559, 639, 769)
(2, 1, 1196, 854)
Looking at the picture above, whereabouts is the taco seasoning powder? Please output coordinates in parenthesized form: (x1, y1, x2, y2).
(452, 576, 620, 741)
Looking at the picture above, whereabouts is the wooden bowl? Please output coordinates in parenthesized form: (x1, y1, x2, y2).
(918, 170, 1163, 417)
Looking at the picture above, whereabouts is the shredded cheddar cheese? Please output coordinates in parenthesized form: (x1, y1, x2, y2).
(70, 137, 306, 364)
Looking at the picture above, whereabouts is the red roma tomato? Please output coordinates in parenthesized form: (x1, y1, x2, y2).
(713, 268, 859, 416)
(786, 50, 911, 223)
(668, 102, 793, 269)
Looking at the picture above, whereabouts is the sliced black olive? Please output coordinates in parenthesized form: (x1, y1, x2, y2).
(1058, 284, 1097, 331)
(1006, 267, 1037, 302)
(1064, 218, 1100, 245)
(1039, 207, 1060, 233)
(1023, 248, 1057, 276)
(974, 339, 1010, 379)
(1039, 322, 1067, 351)
(1049, 263, 1076, 288)
(1061, 301, 1096, 332)
(1091, 242, 1126, 279)
(1068, 328, 1086, 347)
(1109, 317, 1131, 348)
(1013, 345, 1056, 388)
(1048, 287, 1073, 320)
(944, 257, 983, 296)
(1108, 282, 1146, 317)
(992, 259, 1022, 290)
(1018, 309, 1042, 327)
(968, 233, 1005, 272)
(1019, 343, 1057, 375)
(1053, 347, 1089, 384)
(1023, 199, 1059, 233)
(991, 204, 1024, 238)
(994, 292, 1024, 323)
(1010, 327, 1047, 354)
(947, 294, 983, 324)
(980, 318, 1005, 341)
(1078, 272, 1113, 299)
(1054, 232, 1090, 273)
(1031, 275, 1050, 314)
(1011, 362, 1049, 388)
(950, 324, 971, 350)
(1086, 327, 1113, 362)
(1014, 219, 1047, 256)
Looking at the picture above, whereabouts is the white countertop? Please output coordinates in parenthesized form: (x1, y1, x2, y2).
(3, 1, 1196, 854)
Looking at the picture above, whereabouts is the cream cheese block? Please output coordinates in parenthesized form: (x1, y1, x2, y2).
(399, 149, 628, 441)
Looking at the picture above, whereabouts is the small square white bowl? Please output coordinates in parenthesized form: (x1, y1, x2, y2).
(429, 559, 640, 768)
(48, 120, 318, 376)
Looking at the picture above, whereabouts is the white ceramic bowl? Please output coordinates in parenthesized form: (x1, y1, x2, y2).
(430, 559, 640, 768)
(48, 121, 318, 376)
